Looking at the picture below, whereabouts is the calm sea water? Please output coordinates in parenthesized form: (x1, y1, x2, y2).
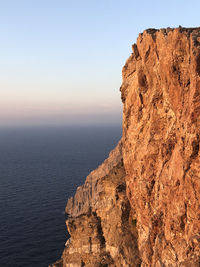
(0, 125, 121, 267)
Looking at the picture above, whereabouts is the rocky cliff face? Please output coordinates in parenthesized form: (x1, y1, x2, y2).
(121, 27, 200, 266)
(52, 27, 200, 267)
(51, 141, 141, 267)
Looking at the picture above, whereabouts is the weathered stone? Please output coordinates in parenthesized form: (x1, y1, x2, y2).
(66, 140, 123, 218)
(121, 27, 200, 266)
(50, 141, 140, 267)
(51, 27, 200, 267)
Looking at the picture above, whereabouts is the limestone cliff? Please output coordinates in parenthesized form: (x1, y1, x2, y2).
(51, 141, 141, 267)
(52, 27, 200, 267)
(121, 27, 200, 266)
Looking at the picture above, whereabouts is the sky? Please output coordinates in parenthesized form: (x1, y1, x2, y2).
(1, 0, 200, 126)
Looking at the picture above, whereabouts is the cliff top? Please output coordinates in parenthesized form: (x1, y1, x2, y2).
(141, 26, 200, 36)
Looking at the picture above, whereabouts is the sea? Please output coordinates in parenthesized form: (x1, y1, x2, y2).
(0, 124, 122, 267)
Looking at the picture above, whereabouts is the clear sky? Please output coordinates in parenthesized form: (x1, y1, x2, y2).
(1, 0, 200, 126)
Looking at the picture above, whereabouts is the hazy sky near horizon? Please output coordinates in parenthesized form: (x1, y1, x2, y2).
(1, 0, 200, 126)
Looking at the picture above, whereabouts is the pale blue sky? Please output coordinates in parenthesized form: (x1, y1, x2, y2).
(1, 0, 200, 126)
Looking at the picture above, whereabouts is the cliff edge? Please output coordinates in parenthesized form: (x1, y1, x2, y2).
(52, 27, 200, 266)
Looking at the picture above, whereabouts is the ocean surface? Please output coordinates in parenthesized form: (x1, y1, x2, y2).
(0, 125, 121, 267)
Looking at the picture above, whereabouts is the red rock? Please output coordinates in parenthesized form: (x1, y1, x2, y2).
(121, 27, 200, 266)
(51, 27, 200, 267)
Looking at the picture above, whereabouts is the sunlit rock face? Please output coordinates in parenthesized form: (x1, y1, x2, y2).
(121, 27, 200, 266)
(51, 27, 200, 267)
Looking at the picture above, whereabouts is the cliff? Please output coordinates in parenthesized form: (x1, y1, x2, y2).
(51, 27, 200, 266)
(51, 141, 141, 267)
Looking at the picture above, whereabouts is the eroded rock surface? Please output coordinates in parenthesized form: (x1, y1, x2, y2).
(65, 140, 123, 218)
(52, 141, 140, 267)
(52, 27, 200, 267)
(121, 27, 200, 266)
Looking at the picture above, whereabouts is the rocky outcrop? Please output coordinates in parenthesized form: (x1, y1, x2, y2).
(51, 141, 141, 267)
(65, 140, 123, 218)
(121, 27, 200, 266)
(52, 27, 200, 267)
